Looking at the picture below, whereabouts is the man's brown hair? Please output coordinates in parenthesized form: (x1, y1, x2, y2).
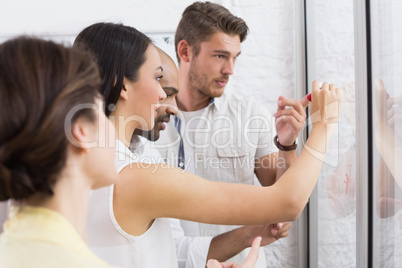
(175, 1, 249, 63)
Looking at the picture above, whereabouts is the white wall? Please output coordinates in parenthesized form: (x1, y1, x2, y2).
(0, 0, 185, 37)
(0, 0, 299, 112)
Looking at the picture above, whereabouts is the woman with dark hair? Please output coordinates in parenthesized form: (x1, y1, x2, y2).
(75, 22, 341, 268)
(0, 37, 117, 268)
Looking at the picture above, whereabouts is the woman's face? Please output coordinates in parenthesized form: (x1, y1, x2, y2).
(124, 45, 166, 131)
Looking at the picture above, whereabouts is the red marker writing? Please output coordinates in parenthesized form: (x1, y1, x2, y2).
(307, 93, 311, 102)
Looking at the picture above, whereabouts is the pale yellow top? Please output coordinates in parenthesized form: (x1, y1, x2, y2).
(0, 206, 116, 268)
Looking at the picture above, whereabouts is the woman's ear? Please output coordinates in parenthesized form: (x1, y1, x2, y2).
(70, 118, 97, 154)
(120, 78, 129, 101)
(177, 40, 191, 63)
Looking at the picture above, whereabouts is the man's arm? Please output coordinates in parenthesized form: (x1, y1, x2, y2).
(170, 219, 213, 268)
(206, 223, 290, 263)
(171, 219, 290, 267)
(255, 95, 308, 186)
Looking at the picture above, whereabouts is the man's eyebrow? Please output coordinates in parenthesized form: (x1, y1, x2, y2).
(163, 87, 179, 94)
(213, 50, 241, 57)
(157, 66, 163, 72)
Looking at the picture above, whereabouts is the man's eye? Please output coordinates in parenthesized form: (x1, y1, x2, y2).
(157, 75, 163, 82)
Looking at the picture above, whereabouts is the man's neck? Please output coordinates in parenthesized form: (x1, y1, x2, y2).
(177, 79, 211, 112)
(177, 92, 211, 112)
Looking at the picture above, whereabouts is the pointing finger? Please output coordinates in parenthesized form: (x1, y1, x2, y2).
(277, 95, 286, 111)
(301, 94, 310, 108)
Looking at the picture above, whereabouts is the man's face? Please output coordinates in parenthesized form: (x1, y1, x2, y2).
(188, 32, 241, 98)
(148, 87, 178, 141)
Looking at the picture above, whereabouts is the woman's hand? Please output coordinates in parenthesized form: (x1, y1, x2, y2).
(207, 237, 262, 268)
(309, 80, 341, 129)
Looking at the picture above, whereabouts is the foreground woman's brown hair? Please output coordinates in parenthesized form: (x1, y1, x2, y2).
(0, 36, 117, 268)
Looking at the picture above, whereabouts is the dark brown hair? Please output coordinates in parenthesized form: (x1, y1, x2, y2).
(74, 22, 152, 116)
(175, 1, 249, 63)
(0, 37, 101, 201)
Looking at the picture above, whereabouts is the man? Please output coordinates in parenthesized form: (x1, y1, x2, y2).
(133, 47, 290, 267)
(156, 2, 307, 267)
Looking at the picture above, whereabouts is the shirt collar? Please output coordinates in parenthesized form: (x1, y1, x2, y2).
(177, 93, 224, 116)
(212, 96, 223, 111)
(196, 97, 219, 111)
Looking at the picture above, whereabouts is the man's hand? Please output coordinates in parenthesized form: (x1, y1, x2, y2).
(269, 222, 291, 241)
(274, 95, 309, 146)
(244, 222, 291, 247)
(207, 237, 262, 268)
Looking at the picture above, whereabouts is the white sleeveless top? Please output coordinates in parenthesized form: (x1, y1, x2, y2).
(87, 140, 178, 268)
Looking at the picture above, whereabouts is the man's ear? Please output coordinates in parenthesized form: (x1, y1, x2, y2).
(177, 40, 191, 63)
(120, 78, 129, 100)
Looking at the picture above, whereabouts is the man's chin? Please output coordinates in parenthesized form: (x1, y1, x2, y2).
(215, 90, 224, 97)
(147, 128, 161, 142)
(212, 88, 225, 98)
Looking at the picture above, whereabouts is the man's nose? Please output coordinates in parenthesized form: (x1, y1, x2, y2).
(222, 59, 235, 75)
(166, 104, 178, 116)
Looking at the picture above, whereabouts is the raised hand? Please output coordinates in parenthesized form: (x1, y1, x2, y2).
(309, 81, 341, 128)
(274, 95, 309, 146)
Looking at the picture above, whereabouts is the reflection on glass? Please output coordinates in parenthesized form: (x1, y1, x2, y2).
(372, 80, 402, 266)
(371, 1, 402, 266)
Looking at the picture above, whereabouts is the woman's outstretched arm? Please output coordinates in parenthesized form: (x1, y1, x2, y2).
(113, 81, 341, 235)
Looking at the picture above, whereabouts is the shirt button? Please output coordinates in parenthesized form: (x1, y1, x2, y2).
(179, 162, 184, 167)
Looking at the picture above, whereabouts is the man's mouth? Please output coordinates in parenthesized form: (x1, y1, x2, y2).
(216, 79, 228, 87)
(156, 116, 171, 130)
